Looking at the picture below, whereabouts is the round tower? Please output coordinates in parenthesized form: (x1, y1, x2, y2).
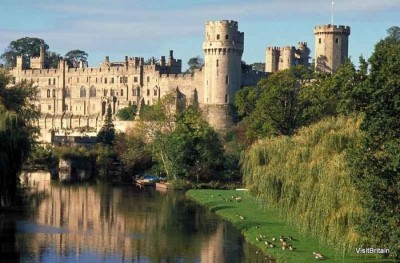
(314, 25, 350, 73)
(203, 20, 244, 130)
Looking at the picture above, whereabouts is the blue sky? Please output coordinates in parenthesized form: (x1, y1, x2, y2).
(0, 0, 399, 69)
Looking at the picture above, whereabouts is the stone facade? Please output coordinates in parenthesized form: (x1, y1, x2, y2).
(314, 24, 351, 73)
(265, 42, 310, 73)
(10, 20, 265, 142)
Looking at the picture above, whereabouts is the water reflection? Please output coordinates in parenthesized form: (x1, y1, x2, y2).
(5, 172, 266, 262)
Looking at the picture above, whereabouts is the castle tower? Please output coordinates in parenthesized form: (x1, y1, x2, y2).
(265, 47, 279, 73)
(39, 44, 45, 69)
(203, 20, 244, 130)
(279, 46, 295, 71)
(314, 25, 350, 73)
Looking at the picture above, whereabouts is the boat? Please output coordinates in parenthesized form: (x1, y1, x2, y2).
(134, 175, 159, 186)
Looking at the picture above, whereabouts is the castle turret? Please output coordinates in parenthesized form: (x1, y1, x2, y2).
(314, 25, 350, 73)
(16, 55, 24, 70)
(265, 47, 279, 73)
(203, 20, 244, 130)
(30, 44, 46, 69)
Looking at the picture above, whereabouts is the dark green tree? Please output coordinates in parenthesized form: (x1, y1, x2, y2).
(46, 51, 63, 69)
(350, 26, 400, 260)
(0, 69, 38, 207)
(186, 56, 204, 73)
(247, 66, 314, 137)
(116, 105, 137, 120)
(250, 62, 265, 72)
(97, 104, 115, 145)
(0, 37, 48, 68)
(64, 49, 88, 68)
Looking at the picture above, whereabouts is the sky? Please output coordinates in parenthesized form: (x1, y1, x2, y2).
(0, 0, 399, 70)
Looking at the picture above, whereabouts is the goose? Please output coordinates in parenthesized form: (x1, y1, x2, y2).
(256, 237, 260, 242)
(313, 252, 324, 259)
(240, 215, 245, 220)
(271, 237, 276, 241)
(288, 245, 296, 251)
(269, 243, 275, 248)
(265, 241, 272, 246)
(235, 197, 242, 202)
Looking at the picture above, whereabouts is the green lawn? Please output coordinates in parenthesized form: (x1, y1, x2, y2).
(186, 189, 392, 263)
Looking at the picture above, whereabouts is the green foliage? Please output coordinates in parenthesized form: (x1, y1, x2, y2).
(97, 104, 115, 145)
(149, 105, 224, 182)
(250, 62, 265, 72)
(0, 69, 38, 207)
(93, 144, 118, 181)
(186, 56, 204, 73)
(349, 27, 400, 260)
(46, 51, 63, 69)
(64, 49, 88, 68)
(114, 129, 152, 177)
(0, 37, 48, 68)
(25, 144, 57, 169)
(116, 105, 137, 120)
(242, 116, 363, 253)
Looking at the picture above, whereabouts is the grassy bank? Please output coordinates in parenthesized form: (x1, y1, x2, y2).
(187, 189, 393, 263)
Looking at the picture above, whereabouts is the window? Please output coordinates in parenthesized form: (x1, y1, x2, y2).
(225, 75, 229, 84)
(216, 59, 219, 67)
(225, 34, 228, 40)
(147, 76, 150, 82)
(90, 86, 96, 97)
(111, 77, 114, 84)
(137, 87, 140, 96)
(120, 89, 123, 96)
(319, 38, 322, 44)
(154, 89, 157, 96)
(95, 77, 98, 83)
(335, 38, 339, 44)
(225, 94, 228, 103)
(147, 89, 150, 96)
(48, 105, 51, 110)
(134, 76, 138, 83)
(104, 78, 107, 84)
(65, 105, 68, 111)
(216, 34, 220, 40)
(80, 86, 86, 97)
(64, 87, 71, 97)
(47, 89, 51, 98)
(53, 78, 56, 85)
(104, 89, 108, 96)
(111, 89, 115, 96)
(120, 77, 123, 84)
(48, 79, 51, 85)
(52, 89, 56, 98)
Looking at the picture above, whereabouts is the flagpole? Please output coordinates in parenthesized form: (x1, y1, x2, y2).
(331, 1, 334, 25)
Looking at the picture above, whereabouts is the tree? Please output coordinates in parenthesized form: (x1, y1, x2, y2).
(250, 62, 265, 72)
(350, 27, 400, 260)
(47, 51, 63, 69)
(153, 106, 224, 182)
(97, 104, 115, 145)
(186, 56, 204, 73)
(0, 37, 48, 68)
(234, 86, 261, 118)
(247, 66, 313, 137)
(64, 49, 88, 68)
(0, 69, 38, 207)
(241, 61, 252, 73)
(116, 105, 137, 120)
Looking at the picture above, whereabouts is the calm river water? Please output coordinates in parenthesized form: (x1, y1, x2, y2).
(0, 172, 267, 263)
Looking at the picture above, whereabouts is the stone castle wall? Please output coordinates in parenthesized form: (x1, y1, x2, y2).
(314, 25, 351, 73)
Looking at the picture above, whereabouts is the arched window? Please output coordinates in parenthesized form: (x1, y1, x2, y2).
(120, 89, 124, 96)
(104, 89, 108, 96)
(110, 88, 115, 96)
(90, 86, 96, 97)
(64, 87, 71, 97)
(52, 89, 56, 98)
(80, 86, 86, 98)
(47, 89, 51, 98)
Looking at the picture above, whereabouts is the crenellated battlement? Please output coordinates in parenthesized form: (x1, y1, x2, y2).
(314, 24, 351, 35)
(206, 20, 238, 28)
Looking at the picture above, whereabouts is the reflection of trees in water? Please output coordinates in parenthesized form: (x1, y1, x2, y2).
(14, 176, 248, 262)
(0, 216, 20, 263)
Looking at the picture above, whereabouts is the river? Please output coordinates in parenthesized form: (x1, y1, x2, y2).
(0, 172, 267, 263)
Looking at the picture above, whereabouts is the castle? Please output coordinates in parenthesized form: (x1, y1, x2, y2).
(9, 20, 350, 143)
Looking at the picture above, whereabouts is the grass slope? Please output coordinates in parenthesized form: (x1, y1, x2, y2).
(187, 189, 393, 263)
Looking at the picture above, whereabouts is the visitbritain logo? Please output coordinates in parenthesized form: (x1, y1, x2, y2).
(355, 248, 390, 254)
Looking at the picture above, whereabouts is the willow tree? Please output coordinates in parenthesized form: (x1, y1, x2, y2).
(0, 69, 38, 207)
